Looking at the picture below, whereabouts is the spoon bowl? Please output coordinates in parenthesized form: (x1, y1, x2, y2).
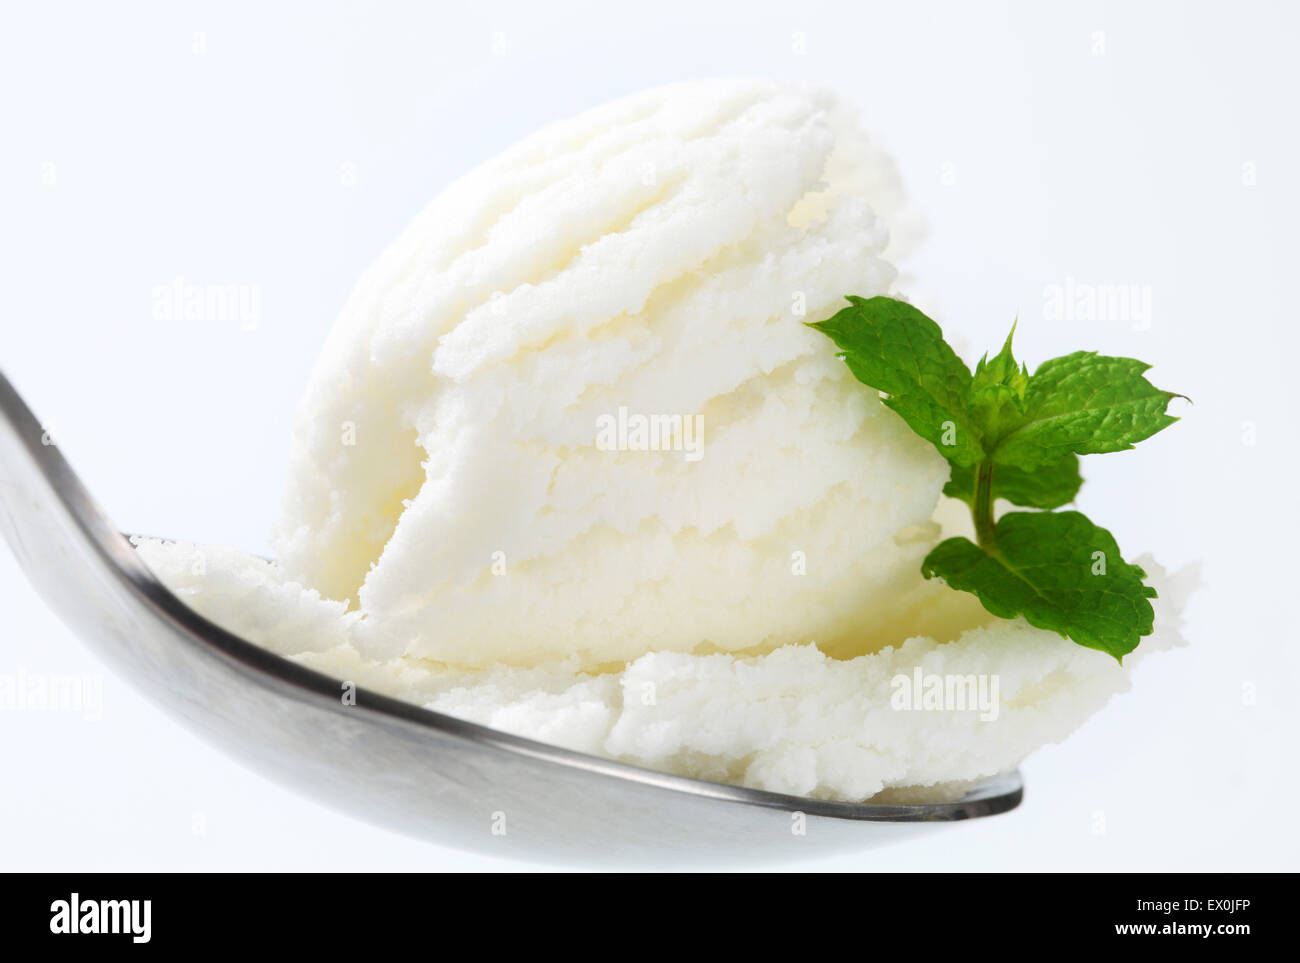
(0, 371, 1021, 866)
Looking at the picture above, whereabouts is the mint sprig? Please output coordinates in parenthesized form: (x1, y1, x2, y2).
(809, 295, 1183, 661)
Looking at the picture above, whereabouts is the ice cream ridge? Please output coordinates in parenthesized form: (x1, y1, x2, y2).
(135, 79, 1190, 802)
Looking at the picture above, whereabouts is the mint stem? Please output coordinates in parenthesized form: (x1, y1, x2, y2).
(973, 461, 996, 550)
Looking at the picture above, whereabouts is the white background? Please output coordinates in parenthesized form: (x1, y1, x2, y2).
(1, 0, 1296, 871)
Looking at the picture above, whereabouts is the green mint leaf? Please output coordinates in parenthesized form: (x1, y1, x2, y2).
(809, 296, 985, 467)
(966, 322, 1031, 443)
(921, 510, 1156, 661)
(993, 351, 1181, 471)
(944, 454, 1083, 509)
(970, 322, 1029, 400)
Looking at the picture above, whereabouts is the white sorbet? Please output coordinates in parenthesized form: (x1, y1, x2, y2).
(131, 79, 1189, 802)
(271, 78, 944, 668)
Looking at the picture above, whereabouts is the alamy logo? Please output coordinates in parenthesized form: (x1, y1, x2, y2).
(595, 407, 703, 462)
(152, 276, 262, 330)
(0, 669, 102, 721)
(1042, 276, 1152, 330)
(890, 669, 1000, 721)
(49, 893, 151, 943)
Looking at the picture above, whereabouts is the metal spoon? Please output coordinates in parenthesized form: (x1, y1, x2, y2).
(0, 370, 1021, 867)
